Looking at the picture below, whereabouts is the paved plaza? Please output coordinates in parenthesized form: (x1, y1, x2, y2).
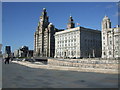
(2, 59, 119, 88)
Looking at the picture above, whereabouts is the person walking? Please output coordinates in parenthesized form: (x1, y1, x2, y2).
(4, 55, 10, 64)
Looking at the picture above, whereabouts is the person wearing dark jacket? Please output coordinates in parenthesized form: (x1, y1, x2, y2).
(5, 56, 10, 64)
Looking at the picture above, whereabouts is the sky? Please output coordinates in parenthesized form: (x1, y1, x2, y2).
(2, 2, 119, 52)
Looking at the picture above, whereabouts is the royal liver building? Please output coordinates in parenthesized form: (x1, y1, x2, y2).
(34, 8, 55, 57)
(101, 16, 120, 59)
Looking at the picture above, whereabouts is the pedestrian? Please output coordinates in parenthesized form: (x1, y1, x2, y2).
(5, 56, 10, 64)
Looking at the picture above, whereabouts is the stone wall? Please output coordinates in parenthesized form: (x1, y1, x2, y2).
(48, 58, 119, 73)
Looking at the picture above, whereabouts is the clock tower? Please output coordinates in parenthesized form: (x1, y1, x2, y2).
(34, 8, 55, 57)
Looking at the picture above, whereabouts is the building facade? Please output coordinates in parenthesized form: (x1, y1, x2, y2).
(55, 16, 101, 58)
(101, 16, 120, 59)
(5, 46, 11, 57)
(34, 8, 55, 57)
(14, 49, 19, 57)
(19, 46, 29, 57)
(27, 50, 33, 57)
(14, 48, 33, 58)
(14, 46, 29, 58)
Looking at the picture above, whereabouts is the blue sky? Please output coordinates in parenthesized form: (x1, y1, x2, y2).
(2, 2, 118, 52)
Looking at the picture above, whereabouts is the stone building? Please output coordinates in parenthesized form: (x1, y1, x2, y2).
(34, 8, 56, 57)
(14, 49, 19, 57)
(54, 16, 101, 58)
(14, 47, 33, 58)
(19, 46, 29, 57)
(5, 46, 11, 57)
(14, 46, 29, 58)
(101, 16, 120, 59)
(27, 50, 33, 57)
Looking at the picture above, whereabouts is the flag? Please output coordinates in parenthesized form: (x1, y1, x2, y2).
(76, 23, 80, 25)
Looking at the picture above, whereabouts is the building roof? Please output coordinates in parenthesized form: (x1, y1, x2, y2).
(55, 26, 101, 35)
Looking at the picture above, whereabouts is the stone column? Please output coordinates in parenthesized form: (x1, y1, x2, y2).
(36, 33, 39, 56)
(34, 33, 36, 56)
(49, 31, 51, 57)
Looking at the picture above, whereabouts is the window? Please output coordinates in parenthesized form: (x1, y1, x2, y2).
(110, 41, 112, 44)
(68, 44, 70, 46)
(104, 42, 105, 45)
(109, 51, 111, 55)
(74, 43, 76, 46)
(116, 51, 118, 55)
(74, 39, 76, 42)
(71, 51, 74, 56)
(104, 47, 105, 50)
(116, 41, 118, 44)
(104, 52, 106, 55)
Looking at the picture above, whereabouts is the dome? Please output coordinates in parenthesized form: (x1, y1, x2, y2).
(49, 23, 53, 25)
(48, 23, 54, 28)
(48, 23, 53, 26)
(43, 8, 46, 11)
